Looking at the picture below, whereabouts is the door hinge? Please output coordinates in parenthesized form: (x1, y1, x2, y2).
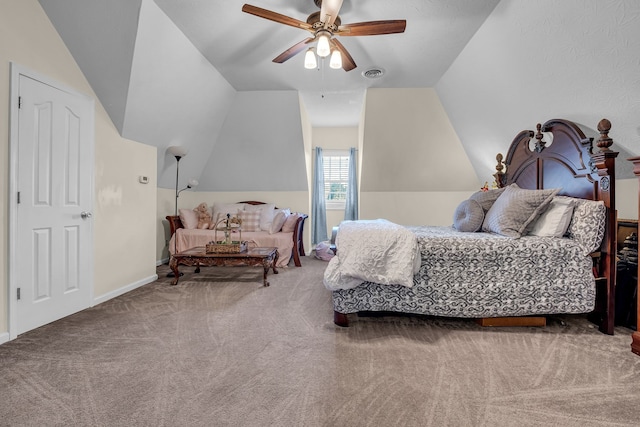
(17, 191, 20, 204)
(18, 96, 22, 109)
(17, 288, 21, 300)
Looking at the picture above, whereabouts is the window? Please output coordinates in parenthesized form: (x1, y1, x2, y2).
(323, 150, 350, 210)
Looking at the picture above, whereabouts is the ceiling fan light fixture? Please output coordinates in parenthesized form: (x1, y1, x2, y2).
(329, 49, 342, 69)
(304, 48, 317, 69)
(316, 32, 331, 57)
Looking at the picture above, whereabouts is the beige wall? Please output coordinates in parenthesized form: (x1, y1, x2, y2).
(360, 191, 474, 226)
(0, 0, 157, 338)
(361, 88, 481, 193)
(617, 179, 638, 220)
(358, 88, 481, 224)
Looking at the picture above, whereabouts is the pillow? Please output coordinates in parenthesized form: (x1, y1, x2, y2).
(245, 203, 276, 231)
(528, 197, 575, 237)
(178, 208, 198, 230)
(469, 187, 506, 212)
(565, 198, 607, 254)
(452, 199, 485, 232)
(482, 184, 559, 238)
(238, 210, 261, 232)
(281, 213, 300, 233)
(269, 209, 290, 234)
(212, 203, 246, 224)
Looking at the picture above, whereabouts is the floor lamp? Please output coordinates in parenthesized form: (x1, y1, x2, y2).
(168, 145, 188, 215)
(167, 145, 188, 277)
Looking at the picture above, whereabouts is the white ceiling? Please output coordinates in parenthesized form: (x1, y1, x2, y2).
(36, 0, 640, 193)
(153, 0, 500, 126)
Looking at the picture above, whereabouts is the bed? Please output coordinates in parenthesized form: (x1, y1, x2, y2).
(326, 118, 618, 334)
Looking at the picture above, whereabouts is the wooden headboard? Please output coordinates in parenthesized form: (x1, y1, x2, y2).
(495, 118, 619, 334)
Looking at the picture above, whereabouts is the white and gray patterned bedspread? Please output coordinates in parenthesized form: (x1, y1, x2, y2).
(332, 225, 596, 318)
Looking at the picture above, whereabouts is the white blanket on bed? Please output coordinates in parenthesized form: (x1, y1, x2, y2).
(323, 219, 420, 291)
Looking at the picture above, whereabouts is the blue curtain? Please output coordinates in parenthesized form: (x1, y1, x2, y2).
(312, 147, 328, 245)
(344, 147, 359, 221)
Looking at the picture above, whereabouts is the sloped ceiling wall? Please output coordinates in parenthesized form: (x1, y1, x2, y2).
(39, 0, 307, 191)
(198, 91, 308, 191)
(39, 0, 640, 194)
(37, 0, 141, 133)
(122, 0, 236, 190)
(436, 0, 640, 180)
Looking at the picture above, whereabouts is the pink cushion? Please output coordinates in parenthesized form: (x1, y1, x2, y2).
(269, 209, 290, 234)
(281, 213, 299, 233)
(239, 210, 261, 232)
(178, 208, 198, 229)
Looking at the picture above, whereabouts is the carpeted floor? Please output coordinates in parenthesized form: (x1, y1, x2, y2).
(1, 256, 639, 426)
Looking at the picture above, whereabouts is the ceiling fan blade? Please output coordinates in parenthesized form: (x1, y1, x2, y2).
(337, 20, 407, 36)
(331, 38, 356, 72)
(242, 4, 313, 32)
(320, 0, 344, 26)
(273, 38, 315, 63)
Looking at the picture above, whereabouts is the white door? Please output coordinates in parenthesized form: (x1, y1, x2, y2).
(12, 70, 94, 336)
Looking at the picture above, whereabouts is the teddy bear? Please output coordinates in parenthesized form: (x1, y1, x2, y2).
(193, 202, 212, 230)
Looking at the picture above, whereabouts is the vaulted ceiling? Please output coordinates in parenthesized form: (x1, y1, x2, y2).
(37, 0, 500, 188)
(37, 0, 640, 190)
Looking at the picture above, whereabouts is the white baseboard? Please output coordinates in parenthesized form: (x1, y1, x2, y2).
(93, 273, 158, 306)
(0, 332, 10, 345)
(157, 257, 169, 266)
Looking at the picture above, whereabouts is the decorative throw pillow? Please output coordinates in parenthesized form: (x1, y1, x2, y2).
(245, 203, 276, 231)
(452, 199, 485, 232)
(528, 197, 575, 237)
(239, 210, 261, 232)
(482, 184, 559, 238)
(565, 198, 607, 254)
(178, 208, 198, 230)
(269, 209, 291, 234)
(281, 213, 300, 233)
(212, 202, 246, 224)
(469, 187, 506, 212)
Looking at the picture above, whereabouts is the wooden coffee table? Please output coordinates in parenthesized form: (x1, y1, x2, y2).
(169, 247, 279, 286)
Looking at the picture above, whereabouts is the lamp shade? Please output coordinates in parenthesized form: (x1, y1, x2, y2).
(304, 48, 317, 69)
(167, 145, 188, 158)
(329, 50, 342, 69)
(316, 33, 331, 58)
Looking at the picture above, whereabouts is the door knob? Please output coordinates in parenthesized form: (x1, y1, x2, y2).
(81, 211, 92, 220)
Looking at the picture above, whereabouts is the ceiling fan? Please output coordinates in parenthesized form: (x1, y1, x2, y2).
(242, 0, 406, 71)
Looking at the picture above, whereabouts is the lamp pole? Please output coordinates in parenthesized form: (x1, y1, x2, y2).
(174, 154, 182, 216)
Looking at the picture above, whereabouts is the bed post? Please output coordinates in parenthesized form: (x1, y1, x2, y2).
(627, 156, 640, 355)
(494, 153, 506, 188)
(591, 119, 618, 335)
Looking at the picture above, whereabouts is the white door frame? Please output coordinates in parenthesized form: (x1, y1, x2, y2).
(8, 63, 95, 340)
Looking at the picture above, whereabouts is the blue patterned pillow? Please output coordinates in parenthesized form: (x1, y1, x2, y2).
(453, 199, 485, 232)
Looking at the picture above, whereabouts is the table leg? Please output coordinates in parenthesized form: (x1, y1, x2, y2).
(169, 256, 180, 285)
(272, 251, 279, 274)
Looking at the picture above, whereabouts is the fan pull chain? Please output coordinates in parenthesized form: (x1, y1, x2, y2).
(321, 57, 325, 98)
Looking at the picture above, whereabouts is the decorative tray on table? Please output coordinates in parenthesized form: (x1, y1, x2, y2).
(206, 214, 247, 253)
(206, 241, 248, 254)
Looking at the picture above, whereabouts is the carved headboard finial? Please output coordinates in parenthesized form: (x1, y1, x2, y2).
(533, 123, 546, 153)
(596, 118, 613, 151)
(493, 153, 506, 188)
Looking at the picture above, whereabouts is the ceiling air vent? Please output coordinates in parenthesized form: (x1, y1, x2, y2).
(362, 67, 385, 79)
